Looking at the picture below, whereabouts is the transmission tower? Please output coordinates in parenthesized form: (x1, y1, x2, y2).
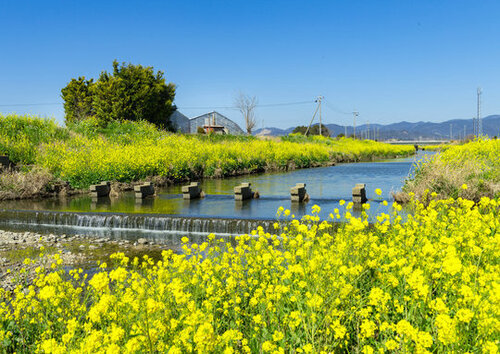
(477, 87, 482, 136)
(352, 111, 359, 139)
(317, 96, 323, 136)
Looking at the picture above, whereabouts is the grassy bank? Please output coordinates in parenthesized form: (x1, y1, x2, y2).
(402, 139, 500, 201)
(419, 144, 449, 151)
(1, 196, 498, 352)
(0, 114, 414, 190)
(0, 167, 60, 200)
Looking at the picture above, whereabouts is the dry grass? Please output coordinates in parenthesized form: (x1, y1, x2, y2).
(0, 167, 57, 200)
(400, 156, 498, 203)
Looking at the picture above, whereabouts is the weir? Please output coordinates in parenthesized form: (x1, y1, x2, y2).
(0, 210, 275, 238)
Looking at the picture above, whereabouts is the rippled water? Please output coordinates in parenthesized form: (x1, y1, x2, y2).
(0, 151, 433, 223)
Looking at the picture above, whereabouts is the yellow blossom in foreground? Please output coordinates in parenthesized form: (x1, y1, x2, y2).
(0, 195, 498, 352)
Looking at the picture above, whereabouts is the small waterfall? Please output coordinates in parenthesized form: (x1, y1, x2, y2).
(0, 210, 275, 237)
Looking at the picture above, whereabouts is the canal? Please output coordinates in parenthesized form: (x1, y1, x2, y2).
(0, 151, 433, 241)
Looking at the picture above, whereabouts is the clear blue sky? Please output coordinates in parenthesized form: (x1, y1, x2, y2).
(1, 0, 499, 129)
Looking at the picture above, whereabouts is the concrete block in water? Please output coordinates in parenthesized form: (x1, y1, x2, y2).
(134, 182, 155, 199)
(352, 183, 367, 204)
(90, 181, 111, 198)
(291, 183, 307, 202)
(182, 182, 202, 200)
(234, 182, 253, 201)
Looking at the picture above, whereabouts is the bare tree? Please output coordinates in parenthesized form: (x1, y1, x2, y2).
(235, 92, 258, 135)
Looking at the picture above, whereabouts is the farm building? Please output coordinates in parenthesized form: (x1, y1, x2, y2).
(169, 111, 190, 133)
(170, 111, 245, 135)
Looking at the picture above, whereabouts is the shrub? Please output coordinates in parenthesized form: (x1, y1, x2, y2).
(61, 60, 177, 129)
(60, 76, 95, 123)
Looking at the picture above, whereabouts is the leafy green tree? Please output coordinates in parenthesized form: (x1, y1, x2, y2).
(292, 125, 307, 134)
(292, 124, 330, 137)
(92, 60, 176, 129)
(61, 77, 95, 123)
(62, 61, 176, 129)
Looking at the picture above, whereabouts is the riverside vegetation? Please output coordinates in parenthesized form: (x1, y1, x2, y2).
(0, 193, 498, 352)
(0, 114, 414, 196)
(402, 138, 500, 202)
(1, 115, 498, 352)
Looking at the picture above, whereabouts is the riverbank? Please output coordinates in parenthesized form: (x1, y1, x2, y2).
(398, 138, 500, 202)
(0, 114, 415, 200)
(0, 228, 168, 292)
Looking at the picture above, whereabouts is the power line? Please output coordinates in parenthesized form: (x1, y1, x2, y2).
(256, 100, 314, 108)
(176, 105, 236, 110)
(0, 99, 315, 110)
(322, 99, 351, 115)
(0, 102, 61, 107)
(178, 100, 314, 110)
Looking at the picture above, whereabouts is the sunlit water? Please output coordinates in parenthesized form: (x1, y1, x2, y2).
(0, 151, 433, 241)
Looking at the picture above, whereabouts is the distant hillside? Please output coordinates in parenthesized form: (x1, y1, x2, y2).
(254, 115, 500, 140)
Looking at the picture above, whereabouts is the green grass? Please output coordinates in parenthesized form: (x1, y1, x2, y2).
(0, 115, 415, 190)
(0, 114, 69, 164)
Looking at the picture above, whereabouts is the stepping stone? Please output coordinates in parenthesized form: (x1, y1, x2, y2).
(291, 183, 307, 202)
(234, 182, 254, 201)
(352, 183, 367, 204)
(90, 181, 111, 198)
(135, 182, 155, 199)
(182, 182, 202, 200)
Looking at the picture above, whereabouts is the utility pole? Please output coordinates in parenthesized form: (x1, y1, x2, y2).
(450, 123, 453, 140)
(344, 125, 347, 137)
(316, 96, 324, 136)
(477, 87, 482, 136)
(464, 125, 466, 141)
(352, 111, 359, 139)
(305, 96, 323, 136)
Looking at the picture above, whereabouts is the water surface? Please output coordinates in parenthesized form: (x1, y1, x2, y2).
(0, 151, 433, 221)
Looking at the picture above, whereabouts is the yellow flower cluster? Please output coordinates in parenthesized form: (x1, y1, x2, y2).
(405, 138, 500, 200)
(1, 196, 498, 352)
(438, 138, 500, 180)
(0, 114, 414, 188)
(37, 134, 414, 188)
(0, 114, 68, 164)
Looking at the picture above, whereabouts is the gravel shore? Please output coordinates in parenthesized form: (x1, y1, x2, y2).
(0, 229, 169, 292)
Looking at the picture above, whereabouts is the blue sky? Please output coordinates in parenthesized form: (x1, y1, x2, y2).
(1, 0, 499, 129)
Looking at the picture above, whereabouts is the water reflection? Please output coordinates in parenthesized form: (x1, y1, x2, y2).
(91, 197, 111, 210)
(0, 151, 434, 221)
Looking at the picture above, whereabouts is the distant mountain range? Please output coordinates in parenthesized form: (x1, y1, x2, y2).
(254, 115, 500, 140)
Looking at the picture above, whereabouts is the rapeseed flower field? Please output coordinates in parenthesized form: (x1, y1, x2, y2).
(404, 139, 500, 201)
(1, 195, 498, 353)
(1, 114, 414, 189)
